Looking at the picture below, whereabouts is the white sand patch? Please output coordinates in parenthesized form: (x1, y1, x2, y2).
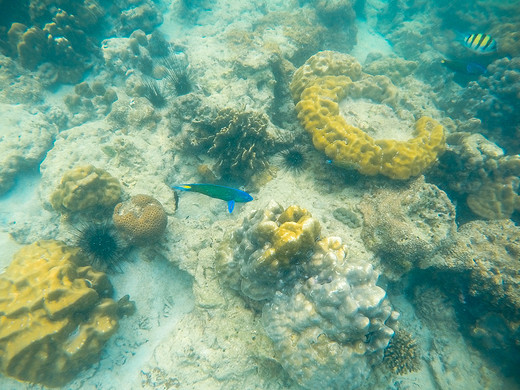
(351, 19, 393, 64)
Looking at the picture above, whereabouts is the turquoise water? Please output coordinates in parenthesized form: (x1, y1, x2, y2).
(0, 1, 519, 389)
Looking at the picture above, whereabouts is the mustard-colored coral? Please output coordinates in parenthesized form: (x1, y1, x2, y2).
(253, 205, 321, 275)
(50, 165, 121, 213)
(113, 194, 168, 244)
(0, 240, 120, 387)
(290, 51, 445, 180)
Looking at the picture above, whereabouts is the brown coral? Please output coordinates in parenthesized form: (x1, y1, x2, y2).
(113, 194, 168, 245)
(384, 330, 421, 375)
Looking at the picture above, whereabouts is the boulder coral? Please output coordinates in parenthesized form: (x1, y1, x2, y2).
(290, 51, 445, 180)
(217, 202, 321, 301)
(113, 194, 169, 245)
(432, 132, 520, 219)
(358, 177, 457, 277)
(50, 165, 121, 214)
(0, 240, 124, 387)
(218, 201, 398, 389)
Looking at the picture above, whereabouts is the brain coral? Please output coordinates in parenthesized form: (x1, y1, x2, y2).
(113, 194, 168, 245)
(50, 165, 121, 213)
(290, 51, 445, 180)
(0, 240, 122, 387)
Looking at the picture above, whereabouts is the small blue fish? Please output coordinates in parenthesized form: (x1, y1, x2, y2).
(173, 183, 253, 213)
(462, 33, 497, 54)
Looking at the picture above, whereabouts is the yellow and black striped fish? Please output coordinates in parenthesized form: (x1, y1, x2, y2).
(463, 33, 497, 53)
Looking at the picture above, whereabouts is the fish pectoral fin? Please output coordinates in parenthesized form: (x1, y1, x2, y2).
(227, 200, 235, 213)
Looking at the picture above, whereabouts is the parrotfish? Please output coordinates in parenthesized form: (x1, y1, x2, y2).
(441, 59, 487, 75)
(173, 183, 253, 213)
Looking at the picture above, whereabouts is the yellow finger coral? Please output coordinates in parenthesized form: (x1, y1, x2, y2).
(50, 165, 121, 213)
(113, 194, 168, 244)
(290, 51, 445, 180)
(0, 240, 121, 387)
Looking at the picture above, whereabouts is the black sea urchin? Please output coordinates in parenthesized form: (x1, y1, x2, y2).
(278, 145, 308, 173)
(74, 221, 125, 271)
(143, 79, 167, 108)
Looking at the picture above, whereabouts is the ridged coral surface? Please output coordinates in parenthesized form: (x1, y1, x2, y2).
(113, 194, 168, 244)
(0, 240, 120, 387)
(50, 164, 121, 213)
(290, 51, 445, 179)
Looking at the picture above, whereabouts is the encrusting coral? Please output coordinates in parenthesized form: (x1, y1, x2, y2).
(113, 194, 168, 245)
(0, 240, 130, 387)
(217, 201, 399, 389)
(290, 51, 445, 180)
(50, 165, 121, 214)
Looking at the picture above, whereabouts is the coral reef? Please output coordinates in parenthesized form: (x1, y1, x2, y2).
(113, 194, 169, 245)
(290, 51, 445, 180)
(262, 235, 398, 390)
(0, 240, 125, 387)
(4, 1, 105, 83)
(217, 202, 321, 301)
(431, 132, 520, 219)
(384, 330, 421, 375)
(358, 177, 457, 277)
(443, 220, 520, 321)
(444, 57, 520, 154)
(195, 107, 275, 182)
(218, 201, 398, 389)
(50, 165, 121, 214)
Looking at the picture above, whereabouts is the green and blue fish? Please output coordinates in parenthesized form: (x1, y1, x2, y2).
(173, 183, 253, 213)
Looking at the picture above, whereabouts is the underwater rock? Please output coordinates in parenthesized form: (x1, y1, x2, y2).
(0, 240, 123, 387)
(0, 104, 58, 195)
(113, 0, 163, 36)
(64, 80, 118, 126)
(290, 50, 446, 180)
(358, 177, 456, 277)
(113, 194, 169, 245)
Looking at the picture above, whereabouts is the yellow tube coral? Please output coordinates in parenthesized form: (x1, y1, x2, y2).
(291, 51, 445, 180)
